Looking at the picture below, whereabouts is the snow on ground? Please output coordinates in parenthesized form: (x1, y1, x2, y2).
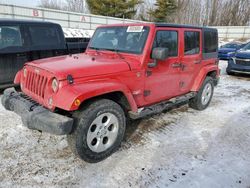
(0, 61, 250, 188)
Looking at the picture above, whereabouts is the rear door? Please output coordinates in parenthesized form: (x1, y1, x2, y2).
(144, 28, 182, 104)
(0, 23, 28, 85)
(179, 29, 202, 93)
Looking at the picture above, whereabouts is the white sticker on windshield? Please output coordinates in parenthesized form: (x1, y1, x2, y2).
(127, 26, 143, 32)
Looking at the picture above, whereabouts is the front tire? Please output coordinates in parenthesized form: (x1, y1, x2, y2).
(189, 77, 214, 110)
(67, 99, 126, 163)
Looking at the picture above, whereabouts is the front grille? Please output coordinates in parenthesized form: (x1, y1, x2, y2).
(236, 59, 250, 66)
(24, 71, 48, 98)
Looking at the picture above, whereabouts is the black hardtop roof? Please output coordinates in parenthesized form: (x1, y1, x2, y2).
(155, 23, 217, 31)
(0, 18, 59, 25)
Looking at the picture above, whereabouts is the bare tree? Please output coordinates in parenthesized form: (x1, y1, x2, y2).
(39, 0, 64, 9)
(65, 0, 85, 13)
(209, 0, 218, 25)
(171, 0, 203, 25)
(136, 0, 155, 21)
(39, 0, 88, 13)
(170, 0, 249, 26)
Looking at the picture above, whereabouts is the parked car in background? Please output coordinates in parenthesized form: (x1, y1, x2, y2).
(227, 42, 250, 75)
(0, 19, 90, 88)
(239, 41, 250, 49)
(218, 42, 242, 60)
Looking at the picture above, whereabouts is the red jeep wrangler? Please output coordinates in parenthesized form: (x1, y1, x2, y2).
(2, 23, 219, 163)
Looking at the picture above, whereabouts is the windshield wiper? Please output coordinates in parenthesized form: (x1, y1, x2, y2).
(113, 49, 126, 60)
(101, 48, 126, 59)
(89, 47, 101, 54)
(90, 47, 117, 54)
(90, 47, 125, 59)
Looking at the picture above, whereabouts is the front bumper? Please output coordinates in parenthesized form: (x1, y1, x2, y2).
(227, 59, 250, 74)
(1, 88, 74, 135)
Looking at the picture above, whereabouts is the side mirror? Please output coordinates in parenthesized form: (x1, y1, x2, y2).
(148, 47, 169, 68)
(152, 47, 169, 60)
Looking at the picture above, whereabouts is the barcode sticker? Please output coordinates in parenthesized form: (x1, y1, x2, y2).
(127, 26, 143, 32)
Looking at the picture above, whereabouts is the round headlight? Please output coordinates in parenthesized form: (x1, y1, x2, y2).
(23, 68, 27, 78)
(52, 78, 59, 93)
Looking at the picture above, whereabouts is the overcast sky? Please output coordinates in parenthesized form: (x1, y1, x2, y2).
(1, 0, 40, 7)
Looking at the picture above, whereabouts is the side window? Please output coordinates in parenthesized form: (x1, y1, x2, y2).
(29, 25, 61, 47)
(153, 30, 178, 57)
(204, 30, 217, 53)
(184, 31, 200, 55)
(0, 26, 23, 50)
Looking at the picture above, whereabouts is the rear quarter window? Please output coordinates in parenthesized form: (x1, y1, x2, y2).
(204, 30, 218, 53)
(202, 29, 218, 59)
(28, 25, 64, 50)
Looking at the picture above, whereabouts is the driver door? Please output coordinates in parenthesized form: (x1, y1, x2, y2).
(144, 28, 182, 104)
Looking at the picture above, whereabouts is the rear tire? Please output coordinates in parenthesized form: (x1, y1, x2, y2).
(189, 77, 214, 110)
(67, 99, 126, 163)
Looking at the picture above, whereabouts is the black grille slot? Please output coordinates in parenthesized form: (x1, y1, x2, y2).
(24, 71, 48, 99)
(236, 59, 250, 66)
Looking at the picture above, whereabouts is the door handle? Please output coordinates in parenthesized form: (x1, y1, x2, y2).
(172, 62, 187, 70)
(172, 62, 182, 68)
(17, 53, 26, 57)
(194, 60, 201, 64)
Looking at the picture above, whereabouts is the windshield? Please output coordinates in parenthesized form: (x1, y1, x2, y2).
(242, 43, 250, 50)
(221, 43, 239, 49)
(89, 26, 150, 54)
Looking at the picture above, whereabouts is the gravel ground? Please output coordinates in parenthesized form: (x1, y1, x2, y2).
(0, 60, 250, 188)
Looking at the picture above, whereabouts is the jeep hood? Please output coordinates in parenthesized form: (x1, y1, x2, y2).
(27, 53, 131, 80)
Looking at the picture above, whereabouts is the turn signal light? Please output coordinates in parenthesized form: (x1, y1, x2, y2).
(74, 99, 81, 106)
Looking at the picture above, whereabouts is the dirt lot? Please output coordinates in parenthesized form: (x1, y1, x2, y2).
(0, 61, 250, 188)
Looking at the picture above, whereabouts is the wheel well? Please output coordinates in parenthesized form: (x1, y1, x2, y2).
(206, 70, 218, 85)
(78, 92, 131, 113)
(207, 70, 217, 79)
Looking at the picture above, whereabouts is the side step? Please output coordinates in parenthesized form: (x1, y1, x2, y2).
(129, 92, 196, 119)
